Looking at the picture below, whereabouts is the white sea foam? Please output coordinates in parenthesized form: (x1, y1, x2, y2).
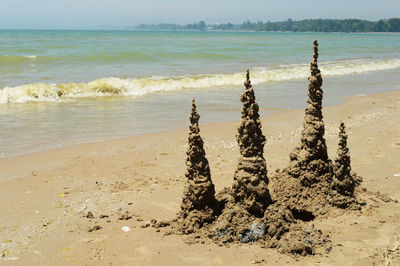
(1, 54, 37, 60)
(24, 55, 37, 60)
(1, 58, 399, 104)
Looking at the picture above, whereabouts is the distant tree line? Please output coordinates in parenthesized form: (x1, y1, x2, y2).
(240, 18, 400, 32)
(136, 21, 207, 31)
(135, 18, 400, 32)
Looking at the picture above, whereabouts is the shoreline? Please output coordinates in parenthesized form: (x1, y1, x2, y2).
(1, 87, 398, 162)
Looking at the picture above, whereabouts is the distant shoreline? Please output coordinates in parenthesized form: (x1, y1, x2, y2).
(1, 28, 400, 34)
(1, 18, 399, 32)
(134, 18, 400, 33)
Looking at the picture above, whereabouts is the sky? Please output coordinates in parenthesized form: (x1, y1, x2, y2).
(0, 0, 399, 29)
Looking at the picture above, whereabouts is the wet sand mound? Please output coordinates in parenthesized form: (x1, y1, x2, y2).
(272, 41, 360, 216)
(232, 70, 272, 217)
(332, 122, 360, 196)
(174, 99, 218, 234)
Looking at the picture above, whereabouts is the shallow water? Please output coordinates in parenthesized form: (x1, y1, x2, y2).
(0, 30, 399, 157)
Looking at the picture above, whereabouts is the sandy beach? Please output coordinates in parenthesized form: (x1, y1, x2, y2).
(0, 87, 399, 265)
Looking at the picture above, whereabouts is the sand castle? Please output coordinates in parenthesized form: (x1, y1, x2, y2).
(272, 40, 358, 214)
(332, 122, 357, 197)
(285, 40, 330, 184)
(167, 40, 361, 255)
(232, 70, 272, 217)
(175, 99, 217, 233)
(208, 71, 275, 244)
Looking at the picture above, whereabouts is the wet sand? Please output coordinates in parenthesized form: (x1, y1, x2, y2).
(0, 89, 399, 265)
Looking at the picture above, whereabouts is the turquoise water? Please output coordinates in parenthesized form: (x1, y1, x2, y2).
(0, 30, 400, 157)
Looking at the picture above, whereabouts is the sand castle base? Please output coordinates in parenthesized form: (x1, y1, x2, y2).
(232, 156, 271, 217)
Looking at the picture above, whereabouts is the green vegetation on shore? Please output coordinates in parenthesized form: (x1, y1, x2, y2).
(136, 18, 400, 32)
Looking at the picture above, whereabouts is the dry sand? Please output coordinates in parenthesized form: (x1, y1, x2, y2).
(1, 88, 400, 265)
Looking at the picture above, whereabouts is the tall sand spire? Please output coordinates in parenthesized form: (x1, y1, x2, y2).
(232, 70, 271, 217)
(272, 41, 359, 215)
(286, 40, 331, 185)
(177, 99, 217, 233)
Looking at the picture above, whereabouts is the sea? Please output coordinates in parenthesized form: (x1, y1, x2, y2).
(1, 30, 400, 157)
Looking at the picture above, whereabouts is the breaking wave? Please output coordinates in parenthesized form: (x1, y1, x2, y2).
(1, 58, 399, 103)
(0, 55, 37, 64)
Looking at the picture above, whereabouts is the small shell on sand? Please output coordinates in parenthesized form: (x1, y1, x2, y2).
(121, 226, 131, 232)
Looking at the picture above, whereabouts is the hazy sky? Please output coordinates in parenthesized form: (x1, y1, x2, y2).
(1, 0, 399, 29)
